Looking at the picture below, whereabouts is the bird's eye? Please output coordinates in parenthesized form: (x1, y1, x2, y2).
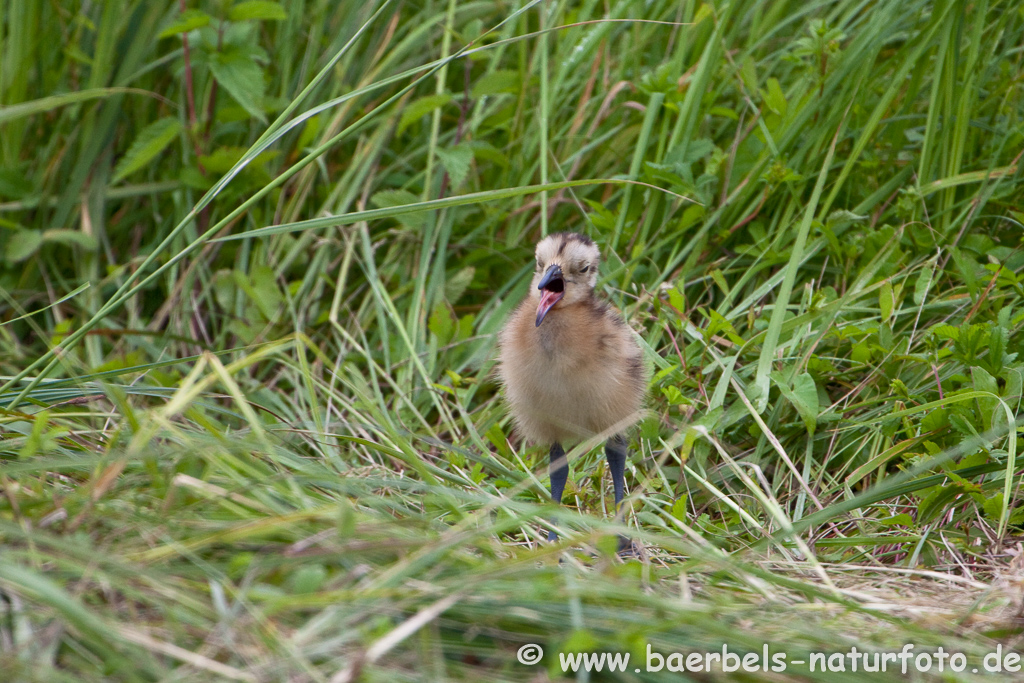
(580, 265, 589, 273)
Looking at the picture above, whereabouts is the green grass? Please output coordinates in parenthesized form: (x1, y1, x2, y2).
(2, 0, 1024, 680)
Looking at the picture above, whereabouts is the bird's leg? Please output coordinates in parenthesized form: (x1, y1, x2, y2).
(548, 442, 568, 542)
(605, 435, 631, 553)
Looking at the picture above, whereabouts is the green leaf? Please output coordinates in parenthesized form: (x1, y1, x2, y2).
(671, 496, 688, 521)
(710, 268, 730, 296)
(917, 485, 960, 524)
(467, 140, 508, 168)
(661, 386, 690, 406)
(247, 265, 283, 321)
(485, 423, 511, 459)
(921, 408, 948, 432)
(982, 493, 1004, 521)
(851, 341, 873, 363)
(878, 513, 914, 527)
(763, 77, 787, 115)
(640, 416, 660, 439)
(471, 70, 521, 98)
(158, 9, 212, 39)
(370, 189, 428, 229)
(0, 88, 130, 125)
(228, 1, 287, 21)
(5, 229, 42, 262)
(456, 313, 474, 341)
(879, 281, 894, 323)
(825, 209, 868, 230)
(708, 106, 738, 120)
(209, 51, 266, 122)
(560, 628, 600, 654)
(428, 301, 456, 344)
(216, 179, 658, 242)
(112, 117, 182, 183)
(666, 286, 685, 313)
(289, 564, 327, 593)
(913, 265, 934, 305)
(398, 94, 453, 136)
(930, 323, 959, 341)
(41, 229, 98, 251)
(772, 371, 818, 435)
(444, 266, 475, 304)
(0, 167, 33, 199)
(950, 247, 978, 298)
(436, 143, 474, 188)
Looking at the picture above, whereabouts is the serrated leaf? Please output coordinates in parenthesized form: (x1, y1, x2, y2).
(436, 143, 474, 188)
(398, 94, 452, 135)
(112, 117, 182, 183)
(228, 1, 287, 21)
(930, 323, 959, 341)
(661, 386, 689, 406)
(671, 496, 688, 521)
(5, 229, 42, 262)
(948, 413, 978, 438)
(209, 51, 266, 122)
(982, 493, 1004, 521)
(158, 9, 212, 38)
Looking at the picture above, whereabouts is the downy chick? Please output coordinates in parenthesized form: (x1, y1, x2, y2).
(498, 231, 647, 549)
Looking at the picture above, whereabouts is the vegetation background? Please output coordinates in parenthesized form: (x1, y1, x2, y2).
(2, 0, 1024, 680)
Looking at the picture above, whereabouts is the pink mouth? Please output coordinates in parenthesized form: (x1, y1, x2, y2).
(535, 289, 564, 326)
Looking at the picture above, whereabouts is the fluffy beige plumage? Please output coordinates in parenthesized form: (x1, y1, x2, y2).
(497, 231, 647, 549)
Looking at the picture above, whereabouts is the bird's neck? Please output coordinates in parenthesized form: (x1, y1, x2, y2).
(534, 294, 597, 355)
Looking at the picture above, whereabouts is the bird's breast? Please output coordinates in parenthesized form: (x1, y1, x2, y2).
(498, 302, 646, 443)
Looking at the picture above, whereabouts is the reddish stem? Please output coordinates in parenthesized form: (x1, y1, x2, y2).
(178, 0, 205, 174)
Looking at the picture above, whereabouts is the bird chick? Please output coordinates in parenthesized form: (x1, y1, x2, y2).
(498, 231, 647, 550)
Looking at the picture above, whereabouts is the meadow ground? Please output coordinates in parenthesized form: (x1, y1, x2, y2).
(2, 0, 1024, 680)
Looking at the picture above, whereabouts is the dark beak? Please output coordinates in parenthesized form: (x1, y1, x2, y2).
(535, 264, 565, 327)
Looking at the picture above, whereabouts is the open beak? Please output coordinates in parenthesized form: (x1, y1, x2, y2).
(535, 264, 565, 327)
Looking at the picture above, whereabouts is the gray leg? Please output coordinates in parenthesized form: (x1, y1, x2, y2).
(548, 442, 568, 542)
(605, 435, 631, 553)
